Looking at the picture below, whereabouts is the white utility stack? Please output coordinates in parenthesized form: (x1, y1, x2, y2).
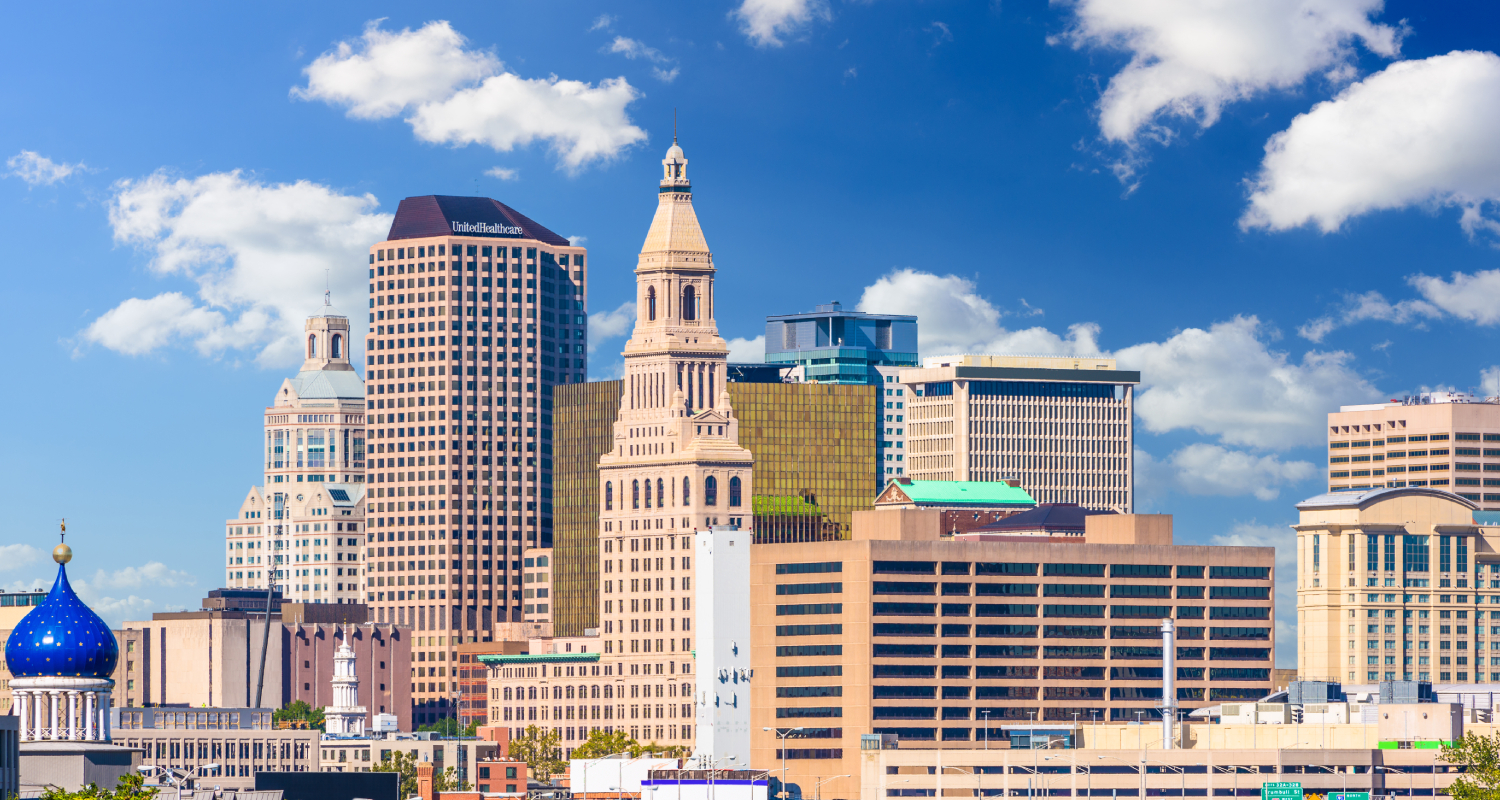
(694, 526, 752, 768)
(1161, 618, 1175, 749)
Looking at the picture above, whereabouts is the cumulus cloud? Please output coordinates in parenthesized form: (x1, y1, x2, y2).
(857, 269, 1103, 357)
(733, 0, 830, 47)
(727, 336, 766, 363)
(81, 170, 390, 364)
(67, 562, 199, 627)
(1484, 366, 1500, 398)
(590, 15, 617, 32)
(1118, 316, 1382, 449)
(1138, 444, 1316, 501)
(0, 544, 42, 572)
(588, 301, 636, 353)
(605, 37, 679, 83)
(1056, 0, 1401, 156)
(1210, 521, 1298, 667)
(1297, 290, 1443, 342)
(1243, 51, 1500, 237)
(1408, 268, 1500, 325)
(567, 235, 587, 247)
(294, 20, 647, 171)
(485, 167, 519, 181)
(7, 150, 86, 186)
(86, 562, 197, 590)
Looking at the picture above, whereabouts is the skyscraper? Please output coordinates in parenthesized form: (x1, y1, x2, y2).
(1325, 391, 1500, 508)
(224, 302, 368, 604)
(363, 196, 588, 725)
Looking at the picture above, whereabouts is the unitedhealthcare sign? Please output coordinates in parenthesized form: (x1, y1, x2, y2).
(451, 221, 524, 236)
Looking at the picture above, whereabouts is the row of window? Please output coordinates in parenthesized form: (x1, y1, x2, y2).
(775, 623, 1271, 640)
(867, 561, 1269, 579)
(772, 645, 1268, 661)
(604, 477, 741, 509)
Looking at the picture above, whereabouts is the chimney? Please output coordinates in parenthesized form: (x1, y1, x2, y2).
(417, 761, 435, 800)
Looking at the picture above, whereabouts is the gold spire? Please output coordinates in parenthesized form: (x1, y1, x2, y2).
(54, 519, 72, 564)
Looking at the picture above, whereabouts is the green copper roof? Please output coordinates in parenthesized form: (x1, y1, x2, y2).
(885, 480, 1035, 506)
(476, 652, 601, 666)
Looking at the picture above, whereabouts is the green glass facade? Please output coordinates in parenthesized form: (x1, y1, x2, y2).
(552, 380, 878, 635)
(552, 380, 622, 638)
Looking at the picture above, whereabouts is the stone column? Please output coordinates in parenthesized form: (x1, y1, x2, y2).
(67, 692, 80, 740)
(85, 692, 97, 741)
(48, 691, 60, 741)
(15, 691, 28, 742)
(99, 691, 112, 742)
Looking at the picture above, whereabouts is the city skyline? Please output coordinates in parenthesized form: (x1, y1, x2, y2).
(3, 2, 1500, 673)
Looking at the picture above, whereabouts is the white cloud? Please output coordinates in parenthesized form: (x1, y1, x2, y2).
(733, 0, 829, 47)
(1118, 316, 1382, 450)
(603, 37, 680, 84)
(1297, 290, 1443, 342)
(1484, 366, 1500, 398)
(588, 301, 636, 353)
(7, 150, 85, 186)
(292, 20, 500, 119)
(1210, 521, 1298, 667)
(295, 20, 647, 171)
(485, 167, 519, 181)
(1243, 51, 1500, 237)
(0, 545, 42, 572)
(567, 235, 587, 247)
(1408, 268, 1500, 325)
(926, 22, 953, 48)
(727, 336, 766, 363)
(86, 562, 197, 590)
(843, 67, 858, 80)
(67, 562, 199, 627)
(590, 15, 617, 32)
(857, 269, 1103, 357)
(81, 170, 390, 364)
(1056, 0, 1402, 147)
(1138, 444, 1315, 501)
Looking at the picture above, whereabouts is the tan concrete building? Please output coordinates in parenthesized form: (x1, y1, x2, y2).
(752, 508, 1275, 800)
(1295, 486, 1500, 686)
(363, 194, 588, 724)
(522, 546, 554, 625)
(1327, 393, 1500, 509)
(899, 355, 1138, 512)
(113, 707, 320, 791)
(225, 304, 368, 605)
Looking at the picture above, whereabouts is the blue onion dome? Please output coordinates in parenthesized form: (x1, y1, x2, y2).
(5, 544, 119, 680)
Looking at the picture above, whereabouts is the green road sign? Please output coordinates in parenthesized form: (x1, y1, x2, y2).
(1262, 782, 1303, 800)
(1329, 793, 1371, 800)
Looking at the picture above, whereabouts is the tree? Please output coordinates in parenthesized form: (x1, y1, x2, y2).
(572, 729, 691, 760)
(273, 699, 325, 731)
(1443, 732, 1500, 800)
(39, 773, 160, 799)
(508, 724, 565, 781)
(373, 749, 470, 797)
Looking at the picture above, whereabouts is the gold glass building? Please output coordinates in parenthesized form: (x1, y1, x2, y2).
(552, 379, 878, 636)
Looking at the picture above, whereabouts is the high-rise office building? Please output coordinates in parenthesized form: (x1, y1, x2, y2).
(1326, 392, 1500, 509)
(902, 354, 1138, 512)
(224, 303, 368, 604)
(764, 303, 918, 485)
(553, 379, 877, 637)
(363, 195, 588, 723)
(751, 507, 1276, 800)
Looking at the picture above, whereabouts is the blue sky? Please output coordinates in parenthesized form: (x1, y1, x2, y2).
(3, 1, 1500, 665)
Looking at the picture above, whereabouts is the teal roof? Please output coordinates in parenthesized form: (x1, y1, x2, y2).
(1476, 511, 1500, 527)
(884, 480, 1035, 506)
(476, 652, 601, 666)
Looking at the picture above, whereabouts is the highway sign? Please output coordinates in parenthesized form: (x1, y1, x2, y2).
(1262, 782, 1303, 800)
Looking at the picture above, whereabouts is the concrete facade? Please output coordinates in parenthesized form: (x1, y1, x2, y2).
(1295, 486, 1500, 686)
(900, 355, 1138, 513)
(1327, 394, 1500, 509)
(751, 509, 1275, 800)
(694, 527, 753, 767)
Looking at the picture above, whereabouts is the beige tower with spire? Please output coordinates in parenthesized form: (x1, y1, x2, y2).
(592, 138, 753, 748)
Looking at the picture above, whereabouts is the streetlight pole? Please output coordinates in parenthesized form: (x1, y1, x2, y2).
(763, 726, 804, 800)
(813, 774, 850, 800)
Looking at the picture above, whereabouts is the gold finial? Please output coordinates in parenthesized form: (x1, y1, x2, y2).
(54, 519, 72, 564)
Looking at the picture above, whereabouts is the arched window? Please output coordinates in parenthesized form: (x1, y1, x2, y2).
(591, 685, 600, 699)
(729, 476, 742, 507)
(566, 686, 575, 699)
(604, 685, 613, 699)
(504, 687, 512, 701)
(705, 475, 718, 506)
(658, 478, 666, 507)
(605, 481, 613, 511)
(307, 334, 317, 357)
(645, 479, 653, 508)
(331, 334, 342, 359)
(633, 480, 640, 509)
(647, 287, 657, 321)
(683, 477, 691, 506)
(682, 285, 697, 321)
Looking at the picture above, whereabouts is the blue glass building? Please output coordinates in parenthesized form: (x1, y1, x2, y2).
(763, 302, 918, 384)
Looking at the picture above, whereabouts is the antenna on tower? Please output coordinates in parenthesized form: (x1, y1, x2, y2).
(673, 108, 678, 143)
(60, 518, 66, 543)
(324, 269, 331, 307)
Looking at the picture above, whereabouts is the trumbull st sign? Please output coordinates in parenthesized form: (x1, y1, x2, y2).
(451, 220, 524, 236)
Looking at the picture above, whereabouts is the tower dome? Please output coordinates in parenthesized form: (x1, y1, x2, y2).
(5, 546, 119, 680)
